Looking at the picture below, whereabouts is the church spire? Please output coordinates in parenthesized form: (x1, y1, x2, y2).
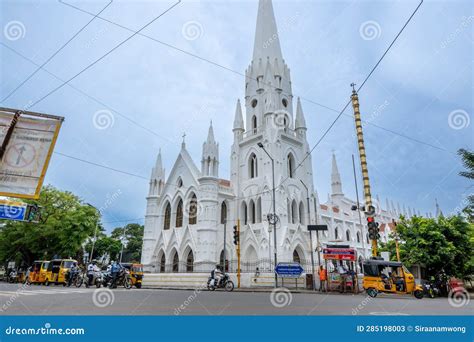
(149, 148, 165, 196)
(253, 0, 283, 63)
(331, 152, 343, 197)
(295, 97, 307, 130)
(207, 120, 215, 143)
(202, 121, 219, 177)
(233, 99, 244, 131)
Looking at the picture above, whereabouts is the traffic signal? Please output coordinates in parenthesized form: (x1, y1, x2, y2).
(367, 216, 380, 240)
(233, 225, 239, 245)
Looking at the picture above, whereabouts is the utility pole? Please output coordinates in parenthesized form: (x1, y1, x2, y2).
(223, 219, 227, 272)
(350, 83, 378, 258)
(86, 203, 99, 263)
(392, 219, 401, 262)
(352, 154, 367, 259)
(300, 180, 315, 291)
(237, 219, 241, 288)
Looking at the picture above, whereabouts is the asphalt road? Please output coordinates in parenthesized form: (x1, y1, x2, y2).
(0, 283, 472, 316)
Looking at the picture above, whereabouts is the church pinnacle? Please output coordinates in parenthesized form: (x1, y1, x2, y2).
(331, 152, 344, 197)
(253, 0, 283, 63)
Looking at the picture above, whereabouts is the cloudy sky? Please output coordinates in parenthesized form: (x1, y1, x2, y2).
(1, 0, 472, 231)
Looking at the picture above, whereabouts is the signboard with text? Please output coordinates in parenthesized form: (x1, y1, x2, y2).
(323, 247, 356, 261)
(275, 262, 304, 278)
(0, 109, 63, 199)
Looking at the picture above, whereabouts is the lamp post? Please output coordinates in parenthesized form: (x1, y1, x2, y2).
(300, 180, 316, 291)
(86, 203, 99, 263)
(257, 142, 278, 288)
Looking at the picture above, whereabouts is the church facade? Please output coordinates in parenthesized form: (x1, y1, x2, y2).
(140, 0, 420, 273)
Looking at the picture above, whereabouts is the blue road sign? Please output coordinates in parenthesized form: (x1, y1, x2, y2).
(0, 202, 27, 221)
(275, 262, 304, 278)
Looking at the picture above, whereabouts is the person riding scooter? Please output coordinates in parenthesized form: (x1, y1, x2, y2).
(211, 265, 223, 287)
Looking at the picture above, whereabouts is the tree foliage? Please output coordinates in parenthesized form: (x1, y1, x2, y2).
(0, 185, 99, 266)
(380, 215, 474, 278)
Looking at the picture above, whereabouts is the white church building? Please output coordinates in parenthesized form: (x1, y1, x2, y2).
(140, 0, 422, 274)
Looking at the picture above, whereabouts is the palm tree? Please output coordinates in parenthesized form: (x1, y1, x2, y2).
(458, 148, 474, 222)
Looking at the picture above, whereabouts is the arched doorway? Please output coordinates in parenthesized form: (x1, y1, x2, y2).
(293, 249, 301, 264)
(159, 252, 166, 273)
(171, 250, 179, 272)
(186, 250, 194, 272)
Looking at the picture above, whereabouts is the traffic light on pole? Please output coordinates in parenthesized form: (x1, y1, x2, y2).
(367, 216, 380, 240)
(233, 225, 239, 245)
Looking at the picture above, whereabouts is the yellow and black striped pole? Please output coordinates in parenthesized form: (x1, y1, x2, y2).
(350, 83, 377, 257)
(237, 219, 241, 288)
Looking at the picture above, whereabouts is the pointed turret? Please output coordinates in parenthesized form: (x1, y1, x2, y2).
(253, 0, 283, 63)
(331, 152, 343, 198)
(295, 97, 307, 130)
(233, 99, 244, 132)
(149, 149, 165, 197)
(201, 121, 219, 177)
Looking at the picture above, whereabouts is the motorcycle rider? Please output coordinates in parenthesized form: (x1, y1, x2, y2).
(87, 260, 100, 286)
(110, 261, 123, 289)
(211, 265, 223, 287)
(67, 262, 78, 287)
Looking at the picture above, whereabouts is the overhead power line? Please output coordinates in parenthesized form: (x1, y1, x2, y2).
(27, 0, 182, 110)
(56, 0, 446, 155)
(1, 1, 113, 103)
(280, 0, 425, 189)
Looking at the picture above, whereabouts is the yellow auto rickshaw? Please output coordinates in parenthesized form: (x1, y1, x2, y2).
(362, 259, 424, 299)
(44, 259, 77, 286)
(27, 260, 47, 284)
(122, 263, 144, 288)
(38, 261, 50, 283)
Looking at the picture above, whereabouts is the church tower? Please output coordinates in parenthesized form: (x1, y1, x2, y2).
(233, 0, 317, 262)
(142, 149, 165, 265)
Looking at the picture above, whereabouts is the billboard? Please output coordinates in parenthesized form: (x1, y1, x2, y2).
(0, 108, 63, 199)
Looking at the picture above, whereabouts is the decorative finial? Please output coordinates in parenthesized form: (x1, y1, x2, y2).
(181, 132, 186, 148)
(350, 82, 357, 93)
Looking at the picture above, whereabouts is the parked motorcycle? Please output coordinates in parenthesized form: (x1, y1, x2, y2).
(207, 273, 234, 292)
(108, 269, 132, 289)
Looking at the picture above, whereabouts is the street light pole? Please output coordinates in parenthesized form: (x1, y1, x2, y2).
(258, 142, 278, 288)
(300, 180, 316, 291)
(86, 203, 99, 263)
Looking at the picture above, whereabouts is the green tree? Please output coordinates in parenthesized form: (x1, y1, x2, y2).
(458, 148, 474, 222)
(0, 185, 99, 266)
(84, 232, 122, 262)
(111, 223, 144, 262)
(380, 215, 474, 278)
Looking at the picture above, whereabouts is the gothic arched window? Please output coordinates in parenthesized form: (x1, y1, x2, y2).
(175, 199, 183, 228)
(256, 197, 262, 223)
(249, 153, 258, 179)
(299, 202, 305, 224)
(346, 230, 351, 242)
(220, 201, 227, 224)
(249, 199, 256, 224)
(287, 153, 295, 178)
(291, 200, 298, 224)
(163, 203, 171, 230)
(252, 115, 257, 133)
(357, 231, 361, 243)
(241, 201, 248, 225)
(335, 227, 339, 240)
(188, 194, 197, 225)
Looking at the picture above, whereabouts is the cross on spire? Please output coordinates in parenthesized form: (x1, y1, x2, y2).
(181, 132, 186, 149)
